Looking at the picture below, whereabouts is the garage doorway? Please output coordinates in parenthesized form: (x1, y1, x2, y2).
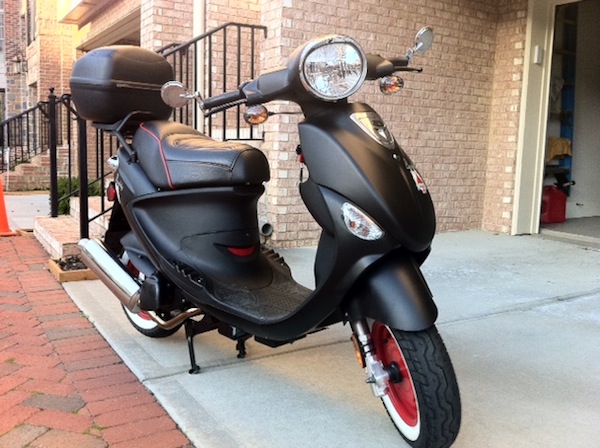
(540, 0, 600, 244)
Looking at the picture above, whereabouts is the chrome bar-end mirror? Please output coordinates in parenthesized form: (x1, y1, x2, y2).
(161, 81, 201, 108)
(413, 27, 434, 54)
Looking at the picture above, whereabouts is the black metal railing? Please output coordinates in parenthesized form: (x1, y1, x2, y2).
(0, 101, 49, 173)
(49, 93, 116, 238)
(2, 23, 266, 240)
(160, 22, 267, 141)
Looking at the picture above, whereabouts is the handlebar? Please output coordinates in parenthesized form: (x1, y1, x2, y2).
(202, 89, 246, 112)
(200, 53, 420, 114)
(389, 57, 410, 69)
(365, 54, 416, 80)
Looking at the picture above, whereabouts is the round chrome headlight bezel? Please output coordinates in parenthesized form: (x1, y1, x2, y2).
(298, 35, 367, 102)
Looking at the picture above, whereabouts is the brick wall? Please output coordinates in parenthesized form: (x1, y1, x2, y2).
(206, 0, 261, 29)
(482, 0, 528, 233)
(258, 0, 316, 245)
(253, 1, 523, 245)
(141, 0, 194, 50)
(33, 0, 76, 101)
(95, 0, 530, 244)
(6, 0, 530, 242)
(83, 0, 140, 46)
(4, 0, 27, 118)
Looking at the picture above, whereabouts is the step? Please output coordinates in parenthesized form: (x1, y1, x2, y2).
(34, 215, 81, 260)
(2, 169, 49, 192)
(2, 147, 74, 192)
(33, 197, 111, 260)
(70, 196, 112, 231)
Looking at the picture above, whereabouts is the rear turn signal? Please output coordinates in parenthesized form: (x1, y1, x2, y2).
(106, 182, 117, 202)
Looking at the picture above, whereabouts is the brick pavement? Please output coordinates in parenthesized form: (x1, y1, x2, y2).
(0, 235, 193, 448)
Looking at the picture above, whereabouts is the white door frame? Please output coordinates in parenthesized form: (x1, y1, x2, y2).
(512, 0, 579, 235)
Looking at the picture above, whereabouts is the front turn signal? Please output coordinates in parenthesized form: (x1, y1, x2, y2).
(244, 105, 269, 125)
(341, 202, 384, 241)
(379, 75, 404, 95)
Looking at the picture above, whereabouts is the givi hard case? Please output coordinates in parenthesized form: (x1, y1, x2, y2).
(70, 45, 173, 124)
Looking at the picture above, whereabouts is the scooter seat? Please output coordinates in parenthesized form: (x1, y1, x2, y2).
(133, 120, 270, 190)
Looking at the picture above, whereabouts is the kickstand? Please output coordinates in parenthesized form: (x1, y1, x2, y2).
(236, 336, 251, 359)
(184, 316, 218, 374)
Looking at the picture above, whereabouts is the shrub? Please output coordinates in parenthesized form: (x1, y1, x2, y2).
(56, 177, 102, 215)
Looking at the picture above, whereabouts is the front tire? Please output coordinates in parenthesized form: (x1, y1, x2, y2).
(371, 322, 461, 448)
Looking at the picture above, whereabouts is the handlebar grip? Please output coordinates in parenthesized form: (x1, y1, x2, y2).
(389, 57, 410, 69)
(202, 90, 245, 110)
(365, 54, 394, 80)
(365, 54, 412, 80)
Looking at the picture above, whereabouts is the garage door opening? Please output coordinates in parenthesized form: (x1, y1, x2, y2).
(540, 0, 600, 244)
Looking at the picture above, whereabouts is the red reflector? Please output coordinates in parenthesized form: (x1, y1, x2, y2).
(227, 246, 257, 257)
(106, 182, 117, 202)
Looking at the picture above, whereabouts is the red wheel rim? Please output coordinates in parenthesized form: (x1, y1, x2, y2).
(138, 311, 153, 321)
(125, 261, 152, 322)
(372, 322, 419, 426)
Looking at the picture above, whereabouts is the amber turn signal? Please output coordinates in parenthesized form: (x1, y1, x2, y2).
(379, 75, 404, 95)
(244, 105, 269, 125)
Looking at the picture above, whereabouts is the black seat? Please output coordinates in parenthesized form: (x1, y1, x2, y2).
(133, 121, 270, 190)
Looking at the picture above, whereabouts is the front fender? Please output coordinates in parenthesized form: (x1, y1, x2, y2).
(347, 253, 438, 331)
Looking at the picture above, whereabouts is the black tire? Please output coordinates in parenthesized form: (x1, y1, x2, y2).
(370, 322, 461, 448)
(121, 304, 182, 338)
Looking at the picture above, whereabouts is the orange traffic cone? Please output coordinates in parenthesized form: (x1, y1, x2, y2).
(0, 177, 18, 237)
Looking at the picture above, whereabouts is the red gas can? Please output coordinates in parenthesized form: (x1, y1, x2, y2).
(541, 186, 567, 224)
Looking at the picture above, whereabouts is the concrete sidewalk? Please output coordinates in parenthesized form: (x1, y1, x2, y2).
(3, 192, 50, 231)
(62, 230, 600, 448)
(3, 193, 600, 446)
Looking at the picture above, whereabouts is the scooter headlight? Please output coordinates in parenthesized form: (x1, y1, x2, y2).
(299, 36, 367, 101)
(342, 203, 384, 241)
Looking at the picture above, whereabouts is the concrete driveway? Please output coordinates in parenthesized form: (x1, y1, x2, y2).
(63, 230, 600, 447)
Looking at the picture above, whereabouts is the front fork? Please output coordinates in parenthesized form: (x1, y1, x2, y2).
(351, 319, 390, 398)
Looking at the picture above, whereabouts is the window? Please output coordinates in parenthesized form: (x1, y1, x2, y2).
(0, 1, 4, 51)
(26, 0, 36, 45)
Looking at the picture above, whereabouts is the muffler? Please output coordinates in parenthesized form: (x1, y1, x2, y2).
(78, 238, 141, 312)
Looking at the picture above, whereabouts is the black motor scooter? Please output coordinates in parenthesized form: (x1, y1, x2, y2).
(71, 27, 460, 448)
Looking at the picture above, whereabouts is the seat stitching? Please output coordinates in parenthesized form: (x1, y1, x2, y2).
(139, 123, 175, 190)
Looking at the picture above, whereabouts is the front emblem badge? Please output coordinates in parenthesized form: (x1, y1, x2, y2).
(410, 167, 428, 194)
(403, 158, 428, 194)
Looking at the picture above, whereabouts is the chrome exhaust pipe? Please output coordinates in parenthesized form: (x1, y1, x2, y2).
(78, 238, 141, 312)
(146, 308, 203, 330)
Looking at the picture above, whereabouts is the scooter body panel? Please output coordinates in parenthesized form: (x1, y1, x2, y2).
(116, 147, 272, 291)
(298, 102, 436, 253)
(103, 99, 439, 342)
(103, 103, 439, 341)
(300, 183, 437, 331)
(347, 250, 438, 331)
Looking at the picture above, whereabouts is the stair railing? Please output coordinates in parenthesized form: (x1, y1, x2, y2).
(160, 22, 267, 141)
(3, 23, 267, 240)
(0, 101, 50, 174)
